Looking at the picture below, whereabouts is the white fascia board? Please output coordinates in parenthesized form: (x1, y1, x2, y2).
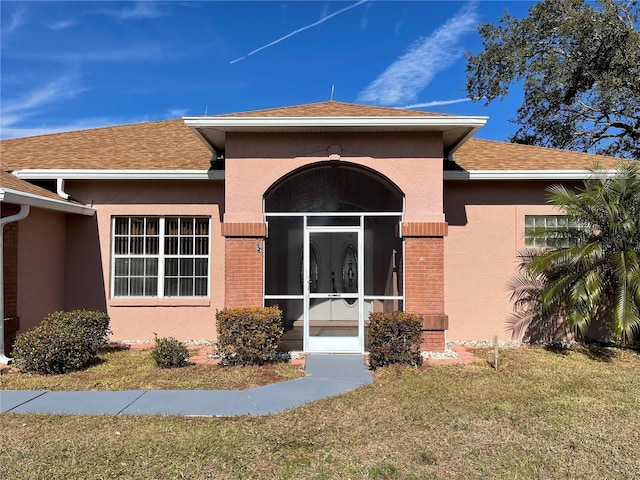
(0, 188, 95, 216)
(12, 169, 221, 180)
(183, 116, 489, 129)
(444, 169, 617, 180)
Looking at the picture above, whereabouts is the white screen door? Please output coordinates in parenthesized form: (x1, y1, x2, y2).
(304, 225, 364, 353)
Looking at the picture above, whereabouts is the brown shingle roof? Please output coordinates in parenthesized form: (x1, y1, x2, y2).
(219, 101, 452, 117)
(0, 103, 626, 173)
(0, 171, 69, 202)
(0, 119, 212, 171)
(455, 138, 625, 171)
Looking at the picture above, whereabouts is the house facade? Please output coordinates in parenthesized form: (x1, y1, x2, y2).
(0, 102, 623, 358)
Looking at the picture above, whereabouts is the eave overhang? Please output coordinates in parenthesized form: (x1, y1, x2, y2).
(0, 187, 95, 216)
(444, 169, 618, 180)
(12, 169, 221, 181)
(183, 115, 489, 157)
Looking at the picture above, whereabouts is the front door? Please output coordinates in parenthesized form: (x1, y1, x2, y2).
(304, 225, 364, 353)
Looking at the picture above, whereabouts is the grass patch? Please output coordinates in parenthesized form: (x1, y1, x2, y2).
(2, 346, 639, 479)
(0, 346, 303, 391)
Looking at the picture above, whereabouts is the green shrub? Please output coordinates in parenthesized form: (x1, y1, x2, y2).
(216, 306, 284, 366)
(42, 310, 111, 356)
(151, 335, 190, 368)
(12, 310, 111, 375)
(368, 312, 423, 369)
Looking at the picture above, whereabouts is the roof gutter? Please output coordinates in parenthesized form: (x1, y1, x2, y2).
(12, 169, 222, 181)
(183, 115, 489, 128)
(0, 204, 30, 364)
(443, 169, 618, 180)
(0, 188, 95, 216)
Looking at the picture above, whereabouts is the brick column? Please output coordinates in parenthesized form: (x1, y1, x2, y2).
(402, 222, 448, 352)
(2, 203, 21, 354)
(222, 222, 266, 309)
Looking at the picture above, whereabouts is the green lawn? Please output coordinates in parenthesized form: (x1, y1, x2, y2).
(0, 347, 303, 391)
(2, 346, 639, 479)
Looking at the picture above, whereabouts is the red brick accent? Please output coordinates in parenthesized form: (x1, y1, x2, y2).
(221, 222, 267, 237)
(422, 314, 448, 330)
(225, 237, 264, 309)
(2, 203, 20, 353)
(403, 236, 447, 351)
(404, 237, 445, 313)
(402, 222, 448, 237)
(420, 330, 445, 352)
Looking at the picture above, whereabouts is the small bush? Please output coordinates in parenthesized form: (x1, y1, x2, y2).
(151, 335, 190, 368)
(368, 312, 423, 369)
(42, 310, 111, 356)
(12, 310, 111, 375)
(216, 306, 284, 366)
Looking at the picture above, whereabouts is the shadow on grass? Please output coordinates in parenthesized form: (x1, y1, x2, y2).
(542, 342, 628, 363)
(101, 343, 132, 353)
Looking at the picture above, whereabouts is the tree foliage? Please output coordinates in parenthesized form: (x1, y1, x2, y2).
(516, 164, 640, 343)
(466, 0, 640, 159)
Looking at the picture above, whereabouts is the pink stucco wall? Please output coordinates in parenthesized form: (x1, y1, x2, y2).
(17, 208, 67, 331)
(65, 179, 225, 342)
(224, 132, 445, 223)
(443, 180, 580, 341)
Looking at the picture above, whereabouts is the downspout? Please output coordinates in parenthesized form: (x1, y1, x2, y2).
(56, 178, 70, 200)
(0, 204, 30, 364)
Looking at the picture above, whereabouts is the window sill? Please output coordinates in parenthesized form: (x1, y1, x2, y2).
(109, 298, 211, 307)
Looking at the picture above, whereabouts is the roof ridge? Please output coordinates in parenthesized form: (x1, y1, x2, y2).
(216, 100, 451, 118)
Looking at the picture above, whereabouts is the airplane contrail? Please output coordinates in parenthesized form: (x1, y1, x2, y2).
(402, 98, 472, 109)
(230, 0, 368, 64)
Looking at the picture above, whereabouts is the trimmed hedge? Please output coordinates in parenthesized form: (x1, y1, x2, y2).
(11, 310, 111, 375)
(216, 306, 284, 366)
(368, 312, 423, 369)
(151, 335, 190, 368)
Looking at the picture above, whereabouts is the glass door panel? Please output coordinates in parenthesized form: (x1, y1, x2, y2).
(305, 228, 363, 353)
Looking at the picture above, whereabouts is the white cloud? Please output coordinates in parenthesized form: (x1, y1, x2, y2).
(358, 1, 478, 106)
(401, 98, 472, 109)
(360, 1, 372, 31)
(1, 75, 85, 117)
(231, 0, 368, 64)
(0, 73, 156, 139)
(0, 74, 89, 138)
(166, 108, 188, 118)
(98, 1, 164, 21)
(48, 19, 76, 30)
(2, 5, 27, 36)
(16, 45, 165, 63)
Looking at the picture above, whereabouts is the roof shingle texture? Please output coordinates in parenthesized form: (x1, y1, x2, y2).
(0, 102, 625, 172)
(456, 138, 624, 170)
(1, 119, 212, 171)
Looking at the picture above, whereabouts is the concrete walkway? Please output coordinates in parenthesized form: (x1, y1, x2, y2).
(1, 355, 372, 417)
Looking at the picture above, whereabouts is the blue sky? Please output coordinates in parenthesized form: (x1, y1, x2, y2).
(1, 1, 536, 140)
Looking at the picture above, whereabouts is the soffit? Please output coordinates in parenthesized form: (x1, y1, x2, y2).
(185, 101, 487, 156)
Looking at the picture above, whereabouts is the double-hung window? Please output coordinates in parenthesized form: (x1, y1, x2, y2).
(112, 216, 210, 298)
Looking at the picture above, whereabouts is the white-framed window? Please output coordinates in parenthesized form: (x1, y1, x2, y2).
(525, 215, 581, 248)
(112, 216, 210, 298)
